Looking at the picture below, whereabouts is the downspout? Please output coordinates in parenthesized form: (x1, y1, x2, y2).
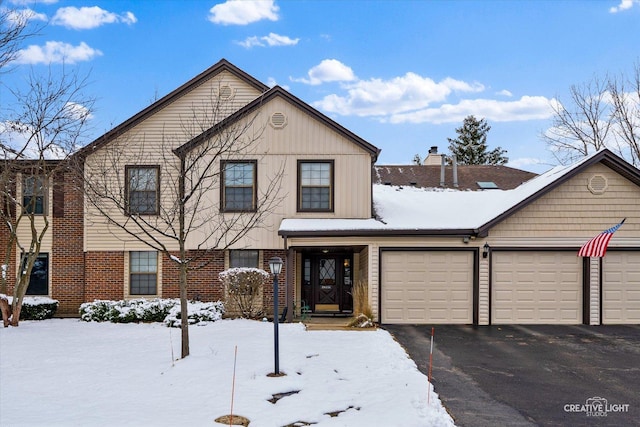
(440, 154, 446, 187)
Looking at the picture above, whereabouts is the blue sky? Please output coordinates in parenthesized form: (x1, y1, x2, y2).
(3, 0, 640, 172)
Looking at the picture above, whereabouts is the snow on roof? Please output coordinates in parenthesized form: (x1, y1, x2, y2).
(280, 152, 598, 234)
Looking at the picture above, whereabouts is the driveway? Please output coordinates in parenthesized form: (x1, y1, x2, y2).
(383, 324, 640, 426)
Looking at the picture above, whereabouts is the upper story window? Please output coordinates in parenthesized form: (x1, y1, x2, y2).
(222, 161, 256, 212)
(23, 175, 46, 215)
(298, 160, 334, 212)
(229, 250, 259, 268)
(126, 166, 159, 215)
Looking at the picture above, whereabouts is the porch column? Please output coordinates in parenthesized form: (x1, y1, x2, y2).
(286, 246, 294, 322)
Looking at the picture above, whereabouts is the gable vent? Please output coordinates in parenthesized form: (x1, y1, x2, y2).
(270, 112, 287, 129)
(588, 174, 608, 195)
(218, 85, 235, 100)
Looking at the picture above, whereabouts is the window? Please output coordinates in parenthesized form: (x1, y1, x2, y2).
(229, 250, 259, 268)
(126, 166, 159, 215)
(130, 251, 157, 295)
(298, 161, 334, 212)
(23, 176, 46, 214)
(222, 161, 256, 212)
(24, 253, 49, 295)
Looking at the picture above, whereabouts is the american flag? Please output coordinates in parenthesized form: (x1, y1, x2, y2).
(578, 219, 626, 257)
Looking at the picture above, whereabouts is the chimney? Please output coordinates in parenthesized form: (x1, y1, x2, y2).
(452, 155, 458, 188)
(424, 146, 443, 166)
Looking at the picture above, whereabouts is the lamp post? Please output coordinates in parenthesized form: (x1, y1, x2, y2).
(268, 256, 283, 375)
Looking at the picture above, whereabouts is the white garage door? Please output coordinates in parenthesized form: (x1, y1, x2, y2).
(603, 252, 640, 324)
(492, 251, 582, 324)
(381, 251, 473, 324)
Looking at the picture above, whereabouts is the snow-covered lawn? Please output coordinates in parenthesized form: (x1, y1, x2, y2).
(0, 319, 454, 427)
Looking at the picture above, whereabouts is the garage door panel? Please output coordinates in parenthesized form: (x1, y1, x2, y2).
(603, 252, 640, 324)
(492, 252, 582, 324)
(381, 251, 473, 324)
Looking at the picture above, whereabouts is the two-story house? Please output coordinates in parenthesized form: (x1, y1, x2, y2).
(5, 59, 640, 325)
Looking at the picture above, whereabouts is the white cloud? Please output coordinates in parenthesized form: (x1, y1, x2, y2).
(5, 8, 47, 23)
(15, 41, 103, 64)
(237, 32, 299, 48)
(64, 102, 93, 120)
(266, 77, 290, 90)
(387, 96, 555, 124)
(609, 0, 637, 13)
(293, 59, 356, 86)
(51, 6, 137, 30)
(496, 89, 513, 97)
(507, 157, 546, 169)
(313, 71, 484, 116)
(208, 0, 279, 25)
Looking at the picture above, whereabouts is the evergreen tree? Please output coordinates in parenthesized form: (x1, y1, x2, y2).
(447, 115, 508, 165)
(412, 153, 422, 165)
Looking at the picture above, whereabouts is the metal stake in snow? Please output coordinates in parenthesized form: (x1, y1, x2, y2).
(229, 345, 238, 427)
(428, 327, 434, 405)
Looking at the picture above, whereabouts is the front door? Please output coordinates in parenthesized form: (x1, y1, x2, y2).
(302, 252, 353, 313)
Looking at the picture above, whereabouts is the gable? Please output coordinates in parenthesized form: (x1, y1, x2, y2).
(488, 162, 640, 239)
(78, 59, 268, 157)
(176, 86, 380, 161)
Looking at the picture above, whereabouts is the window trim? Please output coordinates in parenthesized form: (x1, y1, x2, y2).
(22, 175, 47, 215)
(229, 249, 260, 269)
(220, 160, 258, 213)
(129, 251, 158, 296)
(297, 160, 335, 212)
(125, 165, 160, 216)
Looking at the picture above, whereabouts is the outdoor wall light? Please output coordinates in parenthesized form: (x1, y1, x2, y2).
(483, 243, 490, 259)
(268, 256, 283, 375)
(269, 256, 283, 275)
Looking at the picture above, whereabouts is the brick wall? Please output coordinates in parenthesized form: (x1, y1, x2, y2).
(162, 250, 225, 301)
(262, 249, 288, 315)
(52, 171, 85, 316)
(85, 252, 124, 302)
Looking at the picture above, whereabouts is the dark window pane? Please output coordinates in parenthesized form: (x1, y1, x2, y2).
(23, 176, 46, 214)
(130, 274, 157, 295)
(301, 187, 330, 209)
(230, 250, 259, 268)
(225, 187, 253, 210)
(25, 254, 49, 295)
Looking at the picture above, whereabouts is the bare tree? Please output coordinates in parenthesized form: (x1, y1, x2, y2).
(0, 7, 44, 74)
(608, 63, 640, 166)
(0, 68, 93, 326)
(79, 91, 285, 358)
(543, 63, 640, 167)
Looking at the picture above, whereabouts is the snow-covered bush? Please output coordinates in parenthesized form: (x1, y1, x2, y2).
(1, 295, 59, 320)
(219, 267, 270, 319)
(163, 300, 225, 327)
(79, 298, 224, 327)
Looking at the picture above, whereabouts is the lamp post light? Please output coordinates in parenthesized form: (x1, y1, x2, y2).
(268, 256, 283, 375)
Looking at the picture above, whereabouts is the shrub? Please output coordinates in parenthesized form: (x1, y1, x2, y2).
(163, 301, 225, 327)
(79, 298, 224, 327)
(219, 268, 270, 319)
(19, 297, 59, 320)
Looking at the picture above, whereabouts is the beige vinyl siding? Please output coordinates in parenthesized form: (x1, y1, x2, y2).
(489, 164, 640, 241)
(184, 96, 374, 250)
(588, 257, 600, 325)
(84, 72, 264, 252)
